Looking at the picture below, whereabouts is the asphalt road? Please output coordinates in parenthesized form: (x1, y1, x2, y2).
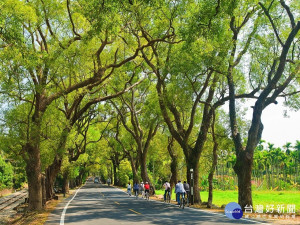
(46, 180, 267, 225)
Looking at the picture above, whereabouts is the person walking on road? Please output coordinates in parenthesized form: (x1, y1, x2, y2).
(127, 182, 132, 196)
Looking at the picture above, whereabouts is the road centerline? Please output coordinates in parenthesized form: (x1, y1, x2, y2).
(129, 208, 142, 215)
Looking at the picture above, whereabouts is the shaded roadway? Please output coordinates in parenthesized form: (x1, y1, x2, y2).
(46, 180, 267, 225)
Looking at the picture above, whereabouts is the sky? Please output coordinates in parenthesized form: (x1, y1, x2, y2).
(245, 99, 300, 148)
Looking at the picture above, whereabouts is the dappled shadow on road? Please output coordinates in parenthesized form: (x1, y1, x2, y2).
(46, 182, 262, 225)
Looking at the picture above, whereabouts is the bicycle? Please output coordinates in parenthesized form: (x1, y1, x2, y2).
(185, 191, 189, 207)
(179, 193, 185, 209)
(141, 190, 145, 199)
(145, 190, 150, 201)
(134, 189, 139, 199)
(165, 191, 171, 203)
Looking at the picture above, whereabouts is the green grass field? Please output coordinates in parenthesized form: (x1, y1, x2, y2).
(156, 190, 300, 214)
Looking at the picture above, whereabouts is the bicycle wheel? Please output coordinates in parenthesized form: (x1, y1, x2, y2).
(166, 192, 170, 203)
(179, 195, 182, 208)
(180, 195, 184, 209)
(186, 193, 189, 207)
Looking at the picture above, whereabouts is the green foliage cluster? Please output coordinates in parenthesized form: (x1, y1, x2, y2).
(0, 155, 13, 190)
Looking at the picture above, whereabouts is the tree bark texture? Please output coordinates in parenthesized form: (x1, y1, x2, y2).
(25, 143, 43, 210)
(45, 127, 70, 200)
(208, 123, 218, 208)
(45, 156, 62, 200)
(167, 137, 178, 190)
(62, 170, 70, 194)
(234, 151, 253, 208)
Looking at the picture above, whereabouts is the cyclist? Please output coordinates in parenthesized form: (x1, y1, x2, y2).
(163, 181, 171, 202)
(133, 182, 139, 198)
(183, 181, 190, 206)
(140, 182, 145, 199)
(175, 180, 185, 205)
(144, 181, 150, 200)
(127, 182, 132, 196)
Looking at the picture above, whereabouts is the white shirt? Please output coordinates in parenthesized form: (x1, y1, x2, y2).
(164, 182, 170, 190)
(175, 182, 186, 193)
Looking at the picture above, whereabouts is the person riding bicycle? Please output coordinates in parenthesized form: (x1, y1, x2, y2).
(144, 182, 150, 199)
(175, 180, 185, 205)
(127, 182, 132, 196)
(140, 182, 145, 198)
(133, 182, 139, 197)
(163, 181, 171, 202)
(183, 181, 190, 205)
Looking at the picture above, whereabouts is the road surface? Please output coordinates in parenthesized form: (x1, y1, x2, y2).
(46, 180, 267, 225)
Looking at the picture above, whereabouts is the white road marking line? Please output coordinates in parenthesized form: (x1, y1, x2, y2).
(60, 186, 82, 225)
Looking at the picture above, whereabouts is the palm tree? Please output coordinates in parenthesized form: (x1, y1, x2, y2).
(257, 140, 266, 151)
(268, 144, 277, 189)
(253, 150, 265, 188)
(262, 150, 272, 189)
(269, 147, 283, 189)
(293, 141, 300, 184)
(283, 142, 292, 154)
(267, 142, 275, 151)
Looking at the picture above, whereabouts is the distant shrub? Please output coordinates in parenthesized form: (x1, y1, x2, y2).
(0, 156, 14, 190)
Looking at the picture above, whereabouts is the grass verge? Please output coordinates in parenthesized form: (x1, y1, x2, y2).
(155, 190, 300, 213)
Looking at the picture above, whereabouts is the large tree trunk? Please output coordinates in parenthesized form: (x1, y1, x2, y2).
(170, 158, 178, 193)
(169, 154, 178, 188)
(128, 155, 138, 183)
(140, 152, 150, 183)
(234, 151, 253, 209)
(167, 137, 178, 194)
(140, 150, 155, 194)
(112, 162, 117, 185)
(41, 174, 46, 206)
(45, 156, 62, 200)
(62, 170, 69, 195)
(78, 167, 86, 186)
(45, 127, 70, 200)
(208, 135, 218, 208)
(23, 93, 52, 210)
(25, 143, 43, 210)
(112, 154, 121, 186)
(186, 158, 201, 204)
